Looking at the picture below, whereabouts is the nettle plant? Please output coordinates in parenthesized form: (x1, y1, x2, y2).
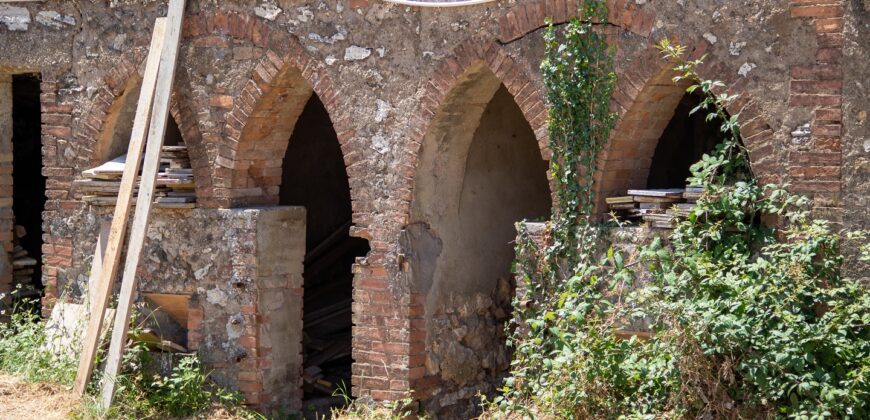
(499, 4, 870, 419)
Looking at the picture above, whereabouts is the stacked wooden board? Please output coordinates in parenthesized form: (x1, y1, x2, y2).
(74, 146, 195, 209)
(10, 225, 39, 299)
(606, 186, 704, 229)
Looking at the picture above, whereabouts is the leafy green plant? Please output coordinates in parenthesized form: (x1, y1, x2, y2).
(0, 294, 77, 385)
(494, 3, 870, 418)
(85, 339, 255, 419)
(330, 384, 422, 420)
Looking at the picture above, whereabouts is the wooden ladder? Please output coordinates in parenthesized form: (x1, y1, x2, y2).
(72, 0, 187, 411)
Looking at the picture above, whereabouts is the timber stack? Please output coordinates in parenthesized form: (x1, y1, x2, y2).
(10, 225, 38, 299)
(606, 186, 704, 229)
(74, 145, 196, 209)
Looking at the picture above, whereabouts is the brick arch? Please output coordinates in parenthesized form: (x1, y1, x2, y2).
(497, 0, 657, 43)
(75, 50, 208, 201)
(181, 11, 354, 212)
(592, 40, 782, 215)
(213, 50, 349, 209)
(398, 37, 551, 215)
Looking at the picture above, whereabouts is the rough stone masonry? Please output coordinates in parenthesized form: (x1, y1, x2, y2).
(0, 0, 867, 417)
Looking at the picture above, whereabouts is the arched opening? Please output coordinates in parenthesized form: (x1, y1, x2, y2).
(97, 77, 184, 163)
(279, 94, 369, 414)
(646, 93, 723, 189)
(408, 65, 551, 417)
(80, 78, 192, 209)
(601, 91, 726, 227)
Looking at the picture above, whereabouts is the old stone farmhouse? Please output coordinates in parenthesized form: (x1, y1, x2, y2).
(0, 0, 867, 417)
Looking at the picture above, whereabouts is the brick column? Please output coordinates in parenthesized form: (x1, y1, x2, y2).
(351, 244, 413, 401)
(0, 74, 13, 309)
(787, 0, 845, 221)
(39, 76, 77, 314)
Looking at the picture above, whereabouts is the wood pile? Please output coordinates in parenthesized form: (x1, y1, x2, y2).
(301, 222, 368, 398)
(606, 186, 703, 229)
(74, 146, 195, 209)
(10, 225, 39, 299)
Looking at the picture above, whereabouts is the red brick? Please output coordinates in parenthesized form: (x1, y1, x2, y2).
(788, 166, 840, 179)
(790, 180, 840, 193)
(790, 5, 843, 18)
(790, 79, 842, 94)
(788, 94, 841, 107)
(790, 64, 841, 80)
(209, 94, 234, 108)
(789, 151, 841, 165)
(814, 18, 844, 33)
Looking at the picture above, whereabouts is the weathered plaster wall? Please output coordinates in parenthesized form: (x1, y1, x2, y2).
(409, 85, 550, 417)
(0, 0, 863, 415)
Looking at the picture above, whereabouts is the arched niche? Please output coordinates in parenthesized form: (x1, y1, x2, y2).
(407, 63, 551, 416)
(95, 76, 184, 163)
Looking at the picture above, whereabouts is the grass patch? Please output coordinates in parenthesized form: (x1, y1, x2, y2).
(0, 297, 262, 419)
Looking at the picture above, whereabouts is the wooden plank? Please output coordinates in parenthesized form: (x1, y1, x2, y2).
(86, 221, 111, 314)
(142, 293, 190, 326)
(626, 188, 685, 198)
(72, 18, 168, 397)
(605, 196, 634, 205)
(99, 0, 186, 409)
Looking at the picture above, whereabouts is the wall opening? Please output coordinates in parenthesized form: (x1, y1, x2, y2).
(279, 94, 369, 412)
(646, 93, 723, 188)
(409, 75, 551, 416)
(96, 78, 183, 163)
(11, 73, 45, 306)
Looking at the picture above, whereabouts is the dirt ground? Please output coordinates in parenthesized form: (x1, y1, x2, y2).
(0, 373, 78, 420)
(0, 373, 252, 420)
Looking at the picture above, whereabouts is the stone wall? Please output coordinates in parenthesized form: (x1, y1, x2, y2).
(56, 206, 306, 412)
(0, 0, 865, 415)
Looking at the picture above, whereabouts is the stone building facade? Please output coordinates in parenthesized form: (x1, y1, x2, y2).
(0, 0, 867, 417)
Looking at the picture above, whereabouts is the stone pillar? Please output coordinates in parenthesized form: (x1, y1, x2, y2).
(252, 207, 306, 412)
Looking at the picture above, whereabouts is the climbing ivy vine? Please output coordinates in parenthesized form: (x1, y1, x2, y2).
(495, 2, 870, 418)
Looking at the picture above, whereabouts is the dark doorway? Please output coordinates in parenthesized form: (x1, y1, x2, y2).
(11, 74, 46, 304)
(646, 93, 724, 188)
(279, 94, 369, 412)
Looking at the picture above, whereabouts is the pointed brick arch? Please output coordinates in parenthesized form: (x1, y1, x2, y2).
(398, 37, 552, 216)
(76, 50, 208, 201)
(593, 40, 783, 215)
(213, 49, 351, 209)
(161, 10, 360, 212)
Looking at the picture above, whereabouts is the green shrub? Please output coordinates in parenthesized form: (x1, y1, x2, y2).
(495, 3, 870, 418)
(0, 297, 76, 384)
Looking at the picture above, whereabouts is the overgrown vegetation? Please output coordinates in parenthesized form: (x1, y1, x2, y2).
(0, 299, 76, 385)
(0, 295, 259, 419)
(495, 2, 870, 418)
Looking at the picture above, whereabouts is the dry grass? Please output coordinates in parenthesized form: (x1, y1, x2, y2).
(0, 373, 79, 420)
(0, 373, 255, 420)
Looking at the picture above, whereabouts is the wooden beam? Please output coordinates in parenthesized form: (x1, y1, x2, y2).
(99, 0, 186, 409)
(72, 18, 168, 397)
(142, 293, 190, 326)
(86, 221, 111, 314)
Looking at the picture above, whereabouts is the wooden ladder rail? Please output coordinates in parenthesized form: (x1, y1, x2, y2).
(99, 0, 187, 409)
(72, 17, 168, 397)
